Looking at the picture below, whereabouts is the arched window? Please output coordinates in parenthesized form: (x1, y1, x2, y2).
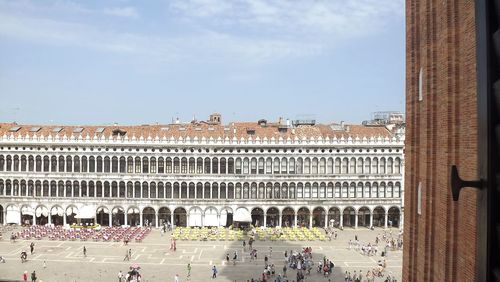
(258, 158, 265, 174)
(66, 181, 72, 197)
(266, 183, 273, 199)
(112, 182, 118, 197)
(64, 156, 71, 172)
(395, 158, 401, 174)
(127, 182, 133, 198)
(135, 157, 141, 173)
(158, 182, 164, 198)
(103, 181, 110, 197)
(304, 158, 311, 174)
(341, 158, 348, 174)
(21, 156, 27, 171)
(166, 158, 173, 173)
(326, 158, 333, 174)
(50, 181, 57, 197)
(243, 158, 250, 174)
(81, 156, 88, 172)
(220, 183, 226, 199)
(372, 182, 378, 198)
(387, 182, 393, 198)
(211, 158, 218, 174)
(341, 182, 348, 198)
(311, 183, 318, 198)
(112, 157, 118, 173)
(235, 183, 242, 199)
(51, 156, 57, 172)
(297, 183, 303, 198)
(357, 158, 363, 174)
(335, 183, 341, 198)
(319, 158, 326, 174)
(372, 158, 378, 174)
(379, 182, 386, 198)
(181, 158, 187, 174)
(188, 158, 195, 174)
(174, 158, 181, 173)
(235, 158, 242, 174)
(196, 158, 203, 174)
(273, 157, 280, 174)
(379, 158, 386, 174)
(266, 158, 272, 174)
(251, 158, 257, 174)
(5, 155, 12, 171)
(364, 183, 371, 198)
(311, 158, 318, 174)
(81, 181, 87, 197)
(304, 183, 311, 198)
(166, 183, 172, 198)
(42, 156, 49, 172)
(189, 183, 195, 199)
(258, 183, 265, 199)
(119, 182, 125, 198)
(394, 182, 401, 197)
(0, 155, 4, 171)
(158, 157, 165, 173)
(127, 157, 133, 173)
(119, 157, 126, 173)
(134, 182, 141, 198)
(289, 183, 296, 199)
(96, 181, 103, 197)
(142, 157, 149, 173)
(296, 158, 303, 174)
(243, 183, 249, 199)
(97, 156, 103, 173)
(319, 182, 326, 198)
(364, 158, 371, 174)
(74, 156, 80, 172)
(88, 181, 95, 197)
(103, 157, 110, 173)
(280, 158, 288, 174)
(349, 182, 356, 198)
(58, 181, 65, 197)
(219, 158, 226, 174)
(334, 158, 341, 174)
(142, 182, 149, 198)
(387, 158, 393, 174)
(274, 183, 280, 199)
(13, 155, 19, 171)
(289, 158, 296, 174)
(28, 156, 35, 171)
(228, 158, 234, 174)
(349, 158, 356, 174)
(58, 156, 65, 172)
(181, 182, 187, 198)
(357, 182, 363, 198)
(203, 158, 210, 174)
(327, 182, 334, 198)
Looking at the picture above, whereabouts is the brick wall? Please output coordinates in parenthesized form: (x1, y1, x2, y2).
(403, 0, 478, 281)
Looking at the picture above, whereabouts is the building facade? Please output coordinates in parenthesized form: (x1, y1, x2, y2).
(0, 115, 404, 230)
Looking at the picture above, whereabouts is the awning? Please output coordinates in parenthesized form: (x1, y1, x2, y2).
(233, 208, 251, 222)
(35, 206, 48, 217)
(128, 207, 140, 214)
(51, 206, 64, 216)
(66, 206, 78, 216)
(6, 206, 20, 224)
(21, 206, 34, 216)
(75, 205, 96, 219)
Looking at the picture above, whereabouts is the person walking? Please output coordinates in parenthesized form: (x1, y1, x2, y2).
(128, 249, 132, 259)
(226, 253, 229, 265)
(282, 264, 287, 278)
(243, 240, 246, 251)
(83, 246, 87, 257)
(174, 274, 180, 282)
(123, 250, 129, 261)
(118, 270, 123, 282)
(31, 270, 37, 282)
(187, 263, 191, 276)
(233, 251, 237, 265)
(23, 271, 28, 282)
(212, 265, 217, 279)
(43, 260, 46, 269)
(30, 242, 35, 254)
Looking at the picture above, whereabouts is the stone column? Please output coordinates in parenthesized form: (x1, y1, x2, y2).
(32, 215, 36, 226)
(48, 214, 52, 225)
(339, 215, 343, 228)
(309, 213, 313, 229)
(3, 210, 7, 225)
(384, 212, 388, 229)
(170, 212, 174, 227)
(139, 212, 143, 226)
(63, 213, 67, 226)
(217, 214, 221, 227)
(294, 214, 297, 228)
(278, 211, 282, 227)
(370, 213, 373, 228)
(155, 213, 159, 228)
(124, 213, 128, 226)
(108, 213, 112, 227)
(354, 213, 358, 229)
(201, 213, 205, 227)
(263, 212, 267, 227)
(187, 214, 190, 227)
(324, 213, 328, 228)
(400, 210, 404, 230)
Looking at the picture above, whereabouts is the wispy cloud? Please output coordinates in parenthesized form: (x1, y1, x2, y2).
(0, 0, 403, 65)
(103, 6, 139, 18)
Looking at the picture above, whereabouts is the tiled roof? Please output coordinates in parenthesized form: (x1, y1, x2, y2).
(0, 121, 394, 140)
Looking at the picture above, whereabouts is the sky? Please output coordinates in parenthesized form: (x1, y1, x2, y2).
(0, 0, 405, 126)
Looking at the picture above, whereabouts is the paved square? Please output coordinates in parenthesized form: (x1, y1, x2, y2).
(0, 227, 401, 281)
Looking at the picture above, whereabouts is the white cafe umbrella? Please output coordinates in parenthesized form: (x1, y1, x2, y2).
(75, 205, 96, 219)
(233, 208, 251, 222)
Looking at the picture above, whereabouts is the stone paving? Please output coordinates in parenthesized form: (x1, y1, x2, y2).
(0, 227, 402, 282)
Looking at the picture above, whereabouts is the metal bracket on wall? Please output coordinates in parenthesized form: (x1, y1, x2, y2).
(450, 165, 483, 201)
